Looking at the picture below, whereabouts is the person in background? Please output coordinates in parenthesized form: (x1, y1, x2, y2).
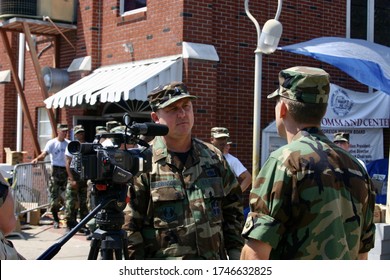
(223, 138, 252, 219)
(65, 125, 89, 233)
(106, 120, 121, 133)
(240, 66, 376, 260)
(32, 124, 70, 229)
(123, 81, 244, 259)
(333, 132, 367, 170)
(210, 127, 252, 192)
(85, 125, 109, 240)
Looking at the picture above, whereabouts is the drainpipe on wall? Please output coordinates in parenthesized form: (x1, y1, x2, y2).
(17, 33, 25, 152)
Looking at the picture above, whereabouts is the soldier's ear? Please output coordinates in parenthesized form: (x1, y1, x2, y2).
(278, 99, 288, 119)
(150, 111, 159, 123)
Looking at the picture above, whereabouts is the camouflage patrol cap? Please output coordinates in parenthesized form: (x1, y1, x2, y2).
(57, 123, 68, 131)
(333, 132, 350, 143)
(73, 125, 85, 134)
(148, 81, 197, 111)
(110, 125, 127, 133)
(106, 121, 121, 132)
(210, 127, 230, 138)
(267, 66, 330, 104)
(95, 126, 106, 133)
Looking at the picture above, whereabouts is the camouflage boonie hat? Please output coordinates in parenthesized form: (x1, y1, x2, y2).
(57, 123, 68, 131)
(73, 125, 85, 134)
(148, 81, 197, 111)
(211, 127, 230, 138)
(267, 66, 330, 104)
(333, 132, 350, 143)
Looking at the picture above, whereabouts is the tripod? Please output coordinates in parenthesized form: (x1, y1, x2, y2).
(87, 203, 129, 260)
(37, 195, 129, 260)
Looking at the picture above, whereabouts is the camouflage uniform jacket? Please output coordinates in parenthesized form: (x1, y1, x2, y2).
(124, 136, 244, 259)
(242, 128, 376, 259)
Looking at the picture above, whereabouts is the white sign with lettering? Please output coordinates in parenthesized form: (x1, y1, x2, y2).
(322, 84, 390, 128)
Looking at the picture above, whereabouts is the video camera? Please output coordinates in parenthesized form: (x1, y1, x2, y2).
(68, 114, 168, 184)
(67, 113, 169, 231)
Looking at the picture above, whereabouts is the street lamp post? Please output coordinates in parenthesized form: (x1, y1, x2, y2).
(244, 0, 283, 187)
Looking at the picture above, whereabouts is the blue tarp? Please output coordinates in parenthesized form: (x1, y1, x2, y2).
(279, 37, 390, 95)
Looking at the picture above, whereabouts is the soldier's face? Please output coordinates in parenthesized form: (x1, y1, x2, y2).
(334, 141, 350, 151)
(58, 129, 68, 140)
(211, 137, 228, 153)
(75, 132, 85, 142)
(152, 98, 194, 138)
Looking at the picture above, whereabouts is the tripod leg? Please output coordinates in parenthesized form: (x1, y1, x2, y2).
(114, 249, 122, 260)
(101, 248, 114, 260)
(121, 231, 130, 260)
(88, 238, 101, 260)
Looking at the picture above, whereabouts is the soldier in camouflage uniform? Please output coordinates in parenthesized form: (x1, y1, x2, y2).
(241, 66, 376, 260)
(65, 125, 89, 232)
(123, 81, 244, 259)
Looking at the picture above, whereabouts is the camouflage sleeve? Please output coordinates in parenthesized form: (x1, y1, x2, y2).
(359, 177, 376, 253)
(123, 174, 150, 259)
(221, 158, 245, 254)
(242, 157, 288, 249)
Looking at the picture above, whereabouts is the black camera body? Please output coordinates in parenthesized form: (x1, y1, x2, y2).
(68, 139, 152, 184)
(68, 118, 169, 184)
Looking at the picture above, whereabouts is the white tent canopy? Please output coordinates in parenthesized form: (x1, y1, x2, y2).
(279, 37, 390, 95)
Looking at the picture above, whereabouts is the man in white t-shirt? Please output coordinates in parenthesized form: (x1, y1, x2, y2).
(32, 124, 70, 229)
(210, 127, 252, 192)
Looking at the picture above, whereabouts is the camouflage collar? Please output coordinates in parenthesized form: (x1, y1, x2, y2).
(152, 136, 202, 166)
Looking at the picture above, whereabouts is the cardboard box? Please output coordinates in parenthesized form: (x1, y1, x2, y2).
(4, 148, 26, 165)
(28, 209, 41, 226)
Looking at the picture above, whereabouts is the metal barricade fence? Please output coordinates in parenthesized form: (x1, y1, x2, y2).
(11, 161, 52, 216)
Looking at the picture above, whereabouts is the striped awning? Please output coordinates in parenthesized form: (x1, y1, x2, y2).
(44, 55, 183, 108)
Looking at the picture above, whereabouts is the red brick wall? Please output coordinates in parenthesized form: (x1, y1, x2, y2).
(0, 33, 22, 163)
(0, 0, 388, 168)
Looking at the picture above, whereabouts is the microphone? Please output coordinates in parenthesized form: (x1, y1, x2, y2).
(129, 122, 169, 136)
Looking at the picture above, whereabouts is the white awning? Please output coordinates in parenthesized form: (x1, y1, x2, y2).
(44, 56, 183, 108)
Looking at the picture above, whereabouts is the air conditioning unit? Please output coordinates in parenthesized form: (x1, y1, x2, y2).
(0, 0, 77, 24)
(37, 0, 77, 23)
(0, 0, 37, 19)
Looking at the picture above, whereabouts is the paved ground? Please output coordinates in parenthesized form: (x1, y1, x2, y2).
(7, 214, 387, 261)
(7, 223, 91, 260)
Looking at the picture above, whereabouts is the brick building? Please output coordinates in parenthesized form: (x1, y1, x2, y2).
(0, 0, 389, 179)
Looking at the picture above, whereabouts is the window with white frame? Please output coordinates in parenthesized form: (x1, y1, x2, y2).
(349, 0, 390, 46)
(120, 0, 147, 16)
(37, 107, 52, 152)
